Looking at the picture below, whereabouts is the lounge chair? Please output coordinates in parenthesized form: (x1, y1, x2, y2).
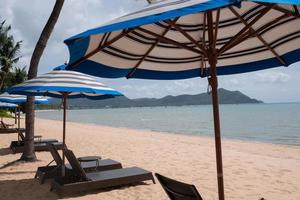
(10, 132, 63, 153)
(35, 143, 122, 183)
(50, 148, 155, 196)
(0, 120, 15, 129)
(0, 127, 25, 134)
(155, 173, 203, 200)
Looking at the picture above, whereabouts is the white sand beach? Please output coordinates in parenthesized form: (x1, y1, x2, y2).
(0, 117, 299, 200)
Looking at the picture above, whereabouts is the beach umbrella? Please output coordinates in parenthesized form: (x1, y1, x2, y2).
(0, 93, 49, 126)
(0, 102, 18, 108)
(62, 1, 300, 199)
(7, 70, 123, 171)
(0, 93, 49, 104)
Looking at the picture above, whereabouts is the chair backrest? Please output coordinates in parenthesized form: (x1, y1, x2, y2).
(47, 143, 63, 166)
(155, 173, 203, 200)
(1, 121, 8, 129)
(18, 131, 25, 141)
(63, 148, 89, 181)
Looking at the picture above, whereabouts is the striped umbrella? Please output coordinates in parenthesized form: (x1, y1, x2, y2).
(63, 1, 300, 199)
(0, 102, 18, 108)
(7, 70, 123, 171)
(0, 93, 49, 126)
(0, 93, 49, 104)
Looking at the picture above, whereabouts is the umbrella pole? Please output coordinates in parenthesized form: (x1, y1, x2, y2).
(207, 10, 225, 200)
(15, 108, 17, 124)
(62, 93, 67, 176)
(18, 106, 20, 130)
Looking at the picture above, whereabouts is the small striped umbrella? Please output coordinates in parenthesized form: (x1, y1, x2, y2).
(0, 93, 49, 126)
(7, 70, 123, 171)
(0, 93, 49, 104)
(0, 102, 18, 108)
(63, 1, 300, 199)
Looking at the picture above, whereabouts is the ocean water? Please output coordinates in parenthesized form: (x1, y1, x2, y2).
(36, 103, 300, 146)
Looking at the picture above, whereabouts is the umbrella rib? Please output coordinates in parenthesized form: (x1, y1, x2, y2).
(259, 3, 300, 17)
(137, 27, 204, 55)
(165, 20, 206, 55)
(219, 12, 292, 57)
(213, 9, 221, 49)
(126, 17, 180, 79)
(200, 12, 207, 77)
(229, 6, 286, 65)
(68, 29, 133, 69)
(218, 4, 274, 56)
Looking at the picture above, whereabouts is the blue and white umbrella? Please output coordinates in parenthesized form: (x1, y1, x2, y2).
(0, 93, 49, 104)
(62, 1, 300, 199)
(7, 70, 123, 170)
(0, 102, 18, 108)
(0, 93, 48, 126)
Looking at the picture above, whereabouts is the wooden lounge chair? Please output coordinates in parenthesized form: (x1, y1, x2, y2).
(10, 133, 62, 154)
(35, 143, 122, 183)
(50, 148, 155, 196)
(0, 120, 15, 129)
(0, 127, 25, 134)
(155, 173, 203, 200)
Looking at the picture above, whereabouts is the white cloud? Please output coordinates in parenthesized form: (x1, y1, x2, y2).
(254, 72, 291, 84)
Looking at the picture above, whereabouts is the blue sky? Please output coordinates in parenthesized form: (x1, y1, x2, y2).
(1, 0, 300, 103)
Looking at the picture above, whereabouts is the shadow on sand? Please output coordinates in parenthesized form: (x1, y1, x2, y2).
(0, 178, 58, 200)
(0, 147, 13, 156)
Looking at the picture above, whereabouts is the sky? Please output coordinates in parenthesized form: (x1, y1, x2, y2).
(0, 0, 300, 103)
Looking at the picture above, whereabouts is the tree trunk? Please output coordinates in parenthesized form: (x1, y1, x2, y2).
(21, 0, 65, 161)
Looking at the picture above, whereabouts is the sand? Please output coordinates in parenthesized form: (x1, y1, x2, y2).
(0, 117, 299, 200)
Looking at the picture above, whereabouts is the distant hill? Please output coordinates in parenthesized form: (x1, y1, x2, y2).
(45, 88, 263, 109)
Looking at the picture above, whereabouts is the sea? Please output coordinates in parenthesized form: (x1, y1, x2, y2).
(36, 103, 300, 146)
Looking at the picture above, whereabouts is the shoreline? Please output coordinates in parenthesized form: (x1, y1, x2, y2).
(37, 116, 300, 148)
(0, 118, 299, 200)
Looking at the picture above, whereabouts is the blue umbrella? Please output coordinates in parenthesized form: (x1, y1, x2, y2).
(0, 93, 49, 126)
(63, 1, 300, 199)
(7, 70, 123, 171)
(0, 102, 18, 108)
(0, 93, 49, 104)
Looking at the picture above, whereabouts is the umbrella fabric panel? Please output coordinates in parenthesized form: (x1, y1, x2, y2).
(6, 70, 123, 98)
(65, 1, 300, 79)
(0, 93, 49, 104)
(0, 102, 18, 108)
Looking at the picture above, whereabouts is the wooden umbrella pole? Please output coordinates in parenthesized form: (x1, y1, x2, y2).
(15, 108, 17, 124)
(62, 92, 67, 176)
(18, 106, 20, 130)
(207, 10, 225, 200)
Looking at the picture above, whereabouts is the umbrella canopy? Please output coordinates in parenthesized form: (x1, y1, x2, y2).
(64, 0, 300, 79)
(0, 102, 18, 108)
(0, 93, 49, 104)
(7, 69, 123, 174)
(62, 1, 299, 200)
(7, 70, 122, 98)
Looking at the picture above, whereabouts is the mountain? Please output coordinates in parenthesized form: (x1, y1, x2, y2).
(45, 88, 263, 109)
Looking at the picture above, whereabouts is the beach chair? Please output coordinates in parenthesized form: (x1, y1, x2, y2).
(10, 133, 63, 153)
(155, 173, 203, 200)
(0, 120, 14, 129)
(0, 127, 25, 134)
(50, 148, 155, 196)
(35, 143, 123, 183)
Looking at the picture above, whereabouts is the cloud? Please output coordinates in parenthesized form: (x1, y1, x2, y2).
(254, 72, 291, 84)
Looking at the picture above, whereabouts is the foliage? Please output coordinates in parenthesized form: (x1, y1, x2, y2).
(0, 109, 14, 118)
(0, 20, 25, 91)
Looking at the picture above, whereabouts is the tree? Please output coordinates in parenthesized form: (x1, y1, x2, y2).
(22, 0, 65, 161)
(0, 21, 22, 91)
